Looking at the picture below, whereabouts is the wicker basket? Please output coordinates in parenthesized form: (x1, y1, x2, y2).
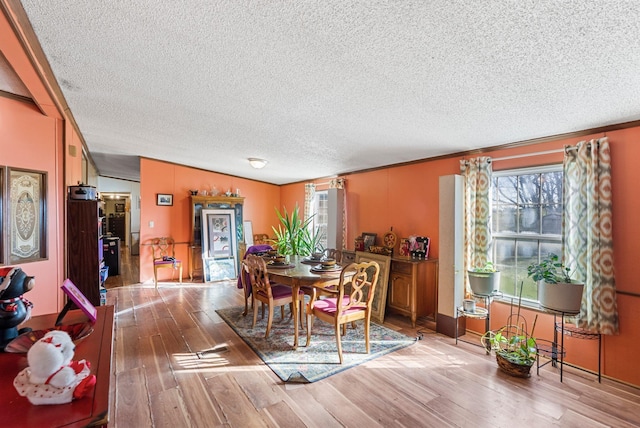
(496, 353, 533, 378)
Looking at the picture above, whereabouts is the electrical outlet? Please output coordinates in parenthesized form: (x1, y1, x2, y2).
(149, 221, 154, 228)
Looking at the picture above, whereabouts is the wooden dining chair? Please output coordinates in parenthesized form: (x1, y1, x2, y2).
(253, 233, 270, 245)
(246, 254, 304, 338)
(151, 237, 183, 289)
(323, 248, 342, 263)
(302, 248, 343, 298)
(305, 260, 380, 364)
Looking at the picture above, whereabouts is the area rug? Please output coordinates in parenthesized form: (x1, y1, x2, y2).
(216, 306, 415, 383)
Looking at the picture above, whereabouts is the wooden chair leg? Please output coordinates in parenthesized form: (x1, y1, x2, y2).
(266, 306, 274, 338)
(242, 285, 250, 316)
(252, 299, 259, 328)
(154, 267, 158, 289)
(335, 322, 344, 364)
(178, 264, 183, 283)
(305, 314, 314, 347)
(364, 320, 370, 354)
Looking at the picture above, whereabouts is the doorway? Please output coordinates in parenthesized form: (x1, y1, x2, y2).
(101, 193, 131, 249)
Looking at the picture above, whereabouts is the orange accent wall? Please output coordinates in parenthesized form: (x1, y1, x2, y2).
(4, 4, 640, 387)
(280, 131, 640, 387)
(138, 158, 281, 283)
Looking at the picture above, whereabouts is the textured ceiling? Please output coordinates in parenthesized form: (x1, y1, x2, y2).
(17, 1, 640, 184)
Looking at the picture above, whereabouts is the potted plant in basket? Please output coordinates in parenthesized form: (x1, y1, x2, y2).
(527, 253, 584, 313)
(481, 282, 538, 378)
(482, 324, 537, 378)
(468, 262, 500, 296)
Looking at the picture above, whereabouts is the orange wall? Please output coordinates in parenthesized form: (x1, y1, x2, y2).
(281, 131, 640, 387)
(0, 97, 66, 316)
(0, 8, 71, 316)
(4, 4, 640, 387)
(138, 158, 281, 282)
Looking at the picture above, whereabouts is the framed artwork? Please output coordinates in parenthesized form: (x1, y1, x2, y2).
(8, 168, 47, 264)
(361, 232, 377, 251)
(355, 251, 391, 324)
(156, 193, 173, 206)
(201, 209, 238, 281)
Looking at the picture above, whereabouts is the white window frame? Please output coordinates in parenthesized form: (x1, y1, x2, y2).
(491, 164, 563, 305)
(312, 190, 328, 250)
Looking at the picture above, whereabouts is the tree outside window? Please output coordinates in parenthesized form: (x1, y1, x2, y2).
(492, 165, 563, 301)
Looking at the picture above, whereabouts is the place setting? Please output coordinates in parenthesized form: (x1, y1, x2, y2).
(301, 251, 325, 265)
(310, 258, 342, 274)
(266, 255, 295, 269)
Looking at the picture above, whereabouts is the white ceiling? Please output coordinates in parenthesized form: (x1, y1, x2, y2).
(17, 1, 640, 184)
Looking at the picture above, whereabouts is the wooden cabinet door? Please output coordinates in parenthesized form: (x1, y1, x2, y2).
(389, 273, 412, 311)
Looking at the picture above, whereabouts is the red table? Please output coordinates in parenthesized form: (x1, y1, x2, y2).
(0, 306, 114, 428)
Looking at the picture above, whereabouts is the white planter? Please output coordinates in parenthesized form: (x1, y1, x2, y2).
(538, 281, 584, 313)
(468, 271, 500, 296)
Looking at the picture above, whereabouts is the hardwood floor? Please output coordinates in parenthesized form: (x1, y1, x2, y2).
(105, 253, 640, 428)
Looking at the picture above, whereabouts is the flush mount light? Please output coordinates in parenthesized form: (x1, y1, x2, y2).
(248, 158, 267, 169)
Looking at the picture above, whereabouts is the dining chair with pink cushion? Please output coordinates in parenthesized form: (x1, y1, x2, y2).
(151, 237, 183, 289)
(246, 254, 304, 338)
(305, 260, 380, 364)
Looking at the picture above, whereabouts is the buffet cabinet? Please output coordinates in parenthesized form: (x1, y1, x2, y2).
(67, 200, 105, 307)
(189, 195, 245, 281)
(387, 257, 439, 327)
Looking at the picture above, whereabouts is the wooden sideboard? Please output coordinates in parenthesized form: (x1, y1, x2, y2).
(0, 306, 114, 428)
(387, 257, 439, 327)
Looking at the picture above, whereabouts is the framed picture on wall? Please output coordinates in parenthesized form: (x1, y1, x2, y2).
(7, 168, 47, 264)
(156, 193, 173, 206)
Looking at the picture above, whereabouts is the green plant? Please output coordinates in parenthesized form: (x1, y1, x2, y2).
(271, 205, 324, 256)
(486, 326, 537, 366)
(527, 253, 572, 283)
(470, 261, 497, 273)
(481, 281, 538, 368)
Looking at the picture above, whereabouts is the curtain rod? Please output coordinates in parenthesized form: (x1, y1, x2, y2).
(491, 140, 597, 162)
(490, 148, 564, 162)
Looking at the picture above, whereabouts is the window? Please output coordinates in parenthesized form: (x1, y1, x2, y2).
(312, 190, 328, 249)
(491, 165, 563, 302)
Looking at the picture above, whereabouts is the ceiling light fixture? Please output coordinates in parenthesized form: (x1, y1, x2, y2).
(248, 158, 267, 169)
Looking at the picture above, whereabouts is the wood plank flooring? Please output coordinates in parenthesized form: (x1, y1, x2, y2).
(104, 251, 640, 427)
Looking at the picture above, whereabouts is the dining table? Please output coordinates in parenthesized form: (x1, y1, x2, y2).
(266, 255, 354, 349)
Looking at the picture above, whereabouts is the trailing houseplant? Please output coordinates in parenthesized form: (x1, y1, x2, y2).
(468, 261, 500, 296)
(527, 253, 584, 313)
(481, 282, 538, 378)
(271, 205, 324, 256)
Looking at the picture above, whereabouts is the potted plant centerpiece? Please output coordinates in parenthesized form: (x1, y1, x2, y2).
(527, 253, 585, 314)
(468, 262, 500, 296)
(271, 205, 324, 257)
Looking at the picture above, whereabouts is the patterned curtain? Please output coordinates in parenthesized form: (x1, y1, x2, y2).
(303, 183, 316, 224)
(460, 157, 492, 293)
(563, 138, 619, 334)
